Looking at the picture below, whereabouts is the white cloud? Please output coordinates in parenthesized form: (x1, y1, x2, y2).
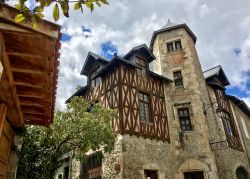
(38, 0, 250, 109)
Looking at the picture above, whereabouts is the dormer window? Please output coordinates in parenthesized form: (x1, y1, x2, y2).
(167, 39, 182, 53)
(136, 56, 147, 77)
(90, 66, 101, 88)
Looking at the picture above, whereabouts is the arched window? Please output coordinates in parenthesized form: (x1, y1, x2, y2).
(236, 167, 248, 179)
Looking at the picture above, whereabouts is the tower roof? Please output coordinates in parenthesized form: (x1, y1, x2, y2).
(149, 19, 197, 50)
(161, 18, 177, 29)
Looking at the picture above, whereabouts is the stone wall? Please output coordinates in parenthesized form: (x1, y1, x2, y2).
(230, 100, 250, 164)
(119, 134, 171, 179)
(152, 27, 219, 179)
(206, 83, 250, 179)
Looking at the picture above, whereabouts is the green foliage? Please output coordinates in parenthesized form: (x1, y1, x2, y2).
(16, 96, 116, 179)
(14, 0, 109, 29)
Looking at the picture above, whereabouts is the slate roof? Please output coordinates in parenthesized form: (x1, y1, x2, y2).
(227, 95, 250, 118)
(203, 65, 230, 86)
(150, 20, 197, 49)
(123, 44, 155, 62)
(80, 51, 109, 75)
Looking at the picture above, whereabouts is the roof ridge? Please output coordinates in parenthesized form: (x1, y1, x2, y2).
(203, 65, 221, 73)
(88, 51, 110, 62)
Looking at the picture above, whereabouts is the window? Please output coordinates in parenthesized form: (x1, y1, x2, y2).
(81, 154, 102, 179)
(57, 174, 63, 179)
(90, 66, 101, 88)
(90, 71, 101, 88)
(63, 167, 69, 179)
(167, 42, 174, 53)
(136, 56, 147, 77)
(215, 89, 230, 111)
(175, 40, 182, 50)
(139, 92, 151, 122)
(178, 108, 192, 131)
(173, 71, 183, 87)
(144, 170, 158, 179)
(167, 40, 182, 53)
(184, 171, 204, 179)
(220, 111, 235, 137)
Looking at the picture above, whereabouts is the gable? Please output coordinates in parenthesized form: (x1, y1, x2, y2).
(80, 52, 109, 76)
(123, 44, 155, 63)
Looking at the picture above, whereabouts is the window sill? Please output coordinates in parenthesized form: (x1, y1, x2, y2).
(141, 121, 153, 125)
(167, 49, 184, 54)
(175, 86, 185, 90)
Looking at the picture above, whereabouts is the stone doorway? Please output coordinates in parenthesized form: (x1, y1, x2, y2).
(236, 167, 248, 179)
(144, 170, 158, 179)
(183, 171, 204, 179)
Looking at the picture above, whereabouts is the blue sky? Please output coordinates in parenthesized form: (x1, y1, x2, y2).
(100, 41, 118, 59)
(33, 0, 250, 109)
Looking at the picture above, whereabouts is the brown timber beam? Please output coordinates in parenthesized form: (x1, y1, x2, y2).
(10, 67, 44, 75)
(13, 82, 43, 88)
(6, 51, 43, 59)
(0, 32, 24, 127)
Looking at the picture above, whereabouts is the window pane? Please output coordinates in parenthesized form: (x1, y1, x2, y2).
(175, 40, 182, 50)
(167, 42, 174, 53)
(139, 93, 151, 122)
(178, 108, 192, 131)
(173, 71, 183, 87)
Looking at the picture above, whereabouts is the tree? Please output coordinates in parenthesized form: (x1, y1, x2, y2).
(16, 96, 116, 179)
(14, 0, 109, 29)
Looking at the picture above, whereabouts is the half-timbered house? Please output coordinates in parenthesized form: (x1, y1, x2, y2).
(67, 20, 250, 179)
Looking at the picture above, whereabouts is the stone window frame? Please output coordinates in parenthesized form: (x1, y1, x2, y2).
(172, 67, 185, 89)
(178, 159, 210, 179)
(173, 70, 184, 88)
(166, 38, 183, 53)
(178, 108, 192, 131)
(174, 102, 194, 133)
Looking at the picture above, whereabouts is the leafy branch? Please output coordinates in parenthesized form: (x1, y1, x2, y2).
(14, 0, 109, 29)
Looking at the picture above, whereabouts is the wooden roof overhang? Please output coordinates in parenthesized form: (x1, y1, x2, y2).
(0, 3, 61, 127)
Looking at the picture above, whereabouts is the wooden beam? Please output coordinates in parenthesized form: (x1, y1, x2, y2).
(0, 3, 61, 39)
(6, 52, 43, 59)
(23, 111, 44, 115)
(20, 103, 43, 108)
(17, 94, 44, 99)
(0, 32, 24, 127)
(10, 67, 44, 75)
(13, 82, 43, 88)
(0, 103, 7, 140)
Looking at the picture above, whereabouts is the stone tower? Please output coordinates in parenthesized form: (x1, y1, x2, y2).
(150, 20, 219, 178)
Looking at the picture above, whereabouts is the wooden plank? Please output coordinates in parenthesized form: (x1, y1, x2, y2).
(17, 94, 44, 99)
(20, 103, 43, 108)
(0, 32, 24, 127)
(7, 52, 43, 59)
(0, 103, 7, 141)
(10, 67, 44, 75)
(0, 4, 60, 39)
(13, 82, 43, 88)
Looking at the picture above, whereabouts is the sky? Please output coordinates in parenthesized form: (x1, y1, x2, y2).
(8, 0, 250, 109)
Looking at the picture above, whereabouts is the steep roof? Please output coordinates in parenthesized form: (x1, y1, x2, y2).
(123, 44, 155, 62)
(66, 86, 88, 103)
(203, 65, 230, 87)
(150, 20, 197, 50)
(80, 51, 109, 75)
(227, 95, 250, 118)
